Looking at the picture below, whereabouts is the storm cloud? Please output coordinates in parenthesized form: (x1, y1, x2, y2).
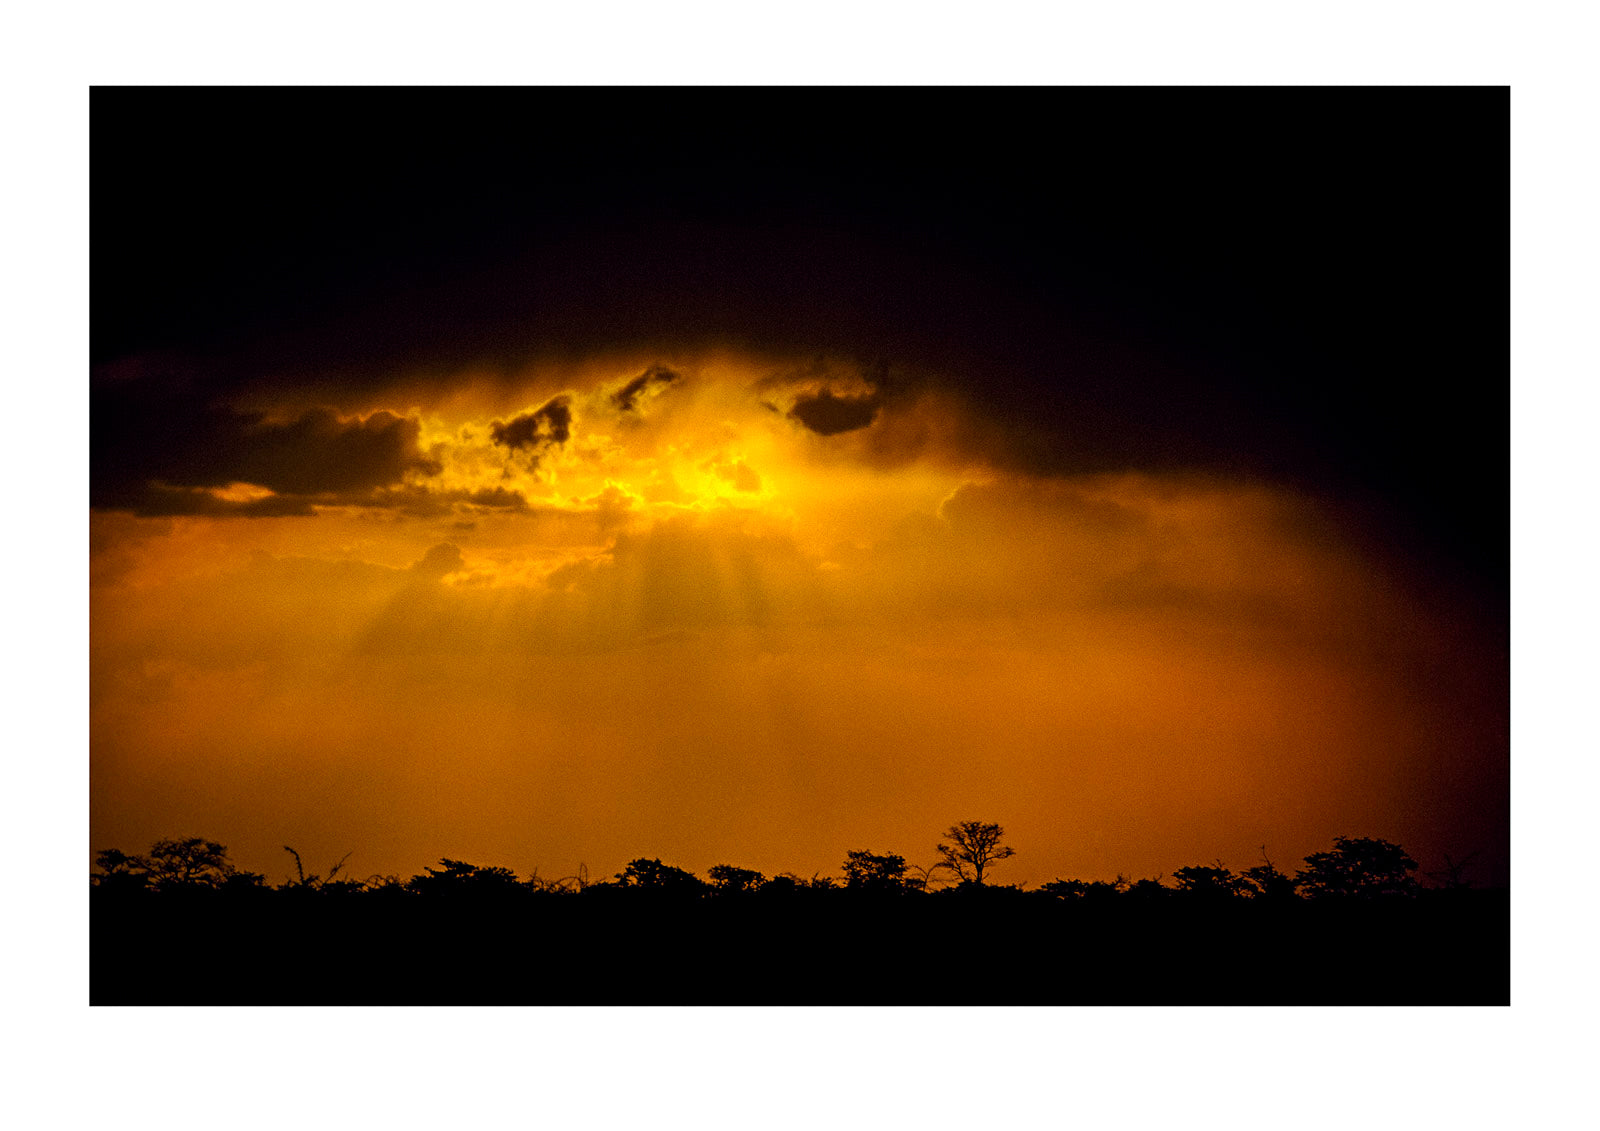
(788, 389, 880, 436)
(92, 382, 441, 515)
(490, 397, 572, 452)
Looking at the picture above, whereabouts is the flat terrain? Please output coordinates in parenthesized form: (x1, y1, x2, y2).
(91, 888, 1509, 1006)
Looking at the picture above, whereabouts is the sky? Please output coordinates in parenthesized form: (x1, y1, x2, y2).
(89, 89, 1508, 888)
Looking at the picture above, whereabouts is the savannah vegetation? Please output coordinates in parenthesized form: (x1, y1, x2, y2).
(90, 824, 1507, 1005)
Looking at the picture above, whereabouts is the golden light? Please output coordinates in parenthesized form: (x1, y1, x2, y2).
(89, 349, 1505, 889)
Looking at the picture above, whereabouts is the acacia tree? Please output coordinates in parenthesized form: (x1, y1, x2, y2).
(707, 864, 765, 895)
(1241, 848, 1298, 900)
(94, 837, 263, 892)
(1172, 862, 1248, 899)
(615, 858, 705, 894)
(405, 858, 525, 898)
(1296, 836, 1419, 899)
(842, 851, 912, 893)
(934, 821, 1015, 886)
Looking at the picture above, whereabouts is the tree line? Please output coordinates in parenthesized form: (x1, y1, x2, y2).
(91, 821, 1478, 903)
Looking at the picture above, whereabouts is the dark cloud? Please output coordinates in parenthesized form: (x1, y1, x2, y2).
(459, 486, 527, 509)
(98, 466, 528, 522)
(490, 397, 571, 452)
(612, 364, 682, 412)
(132, 487, 320, 519)
(234, 409, 439, 495)
(92, 378, 440, 514)
(788, 390, 880, 436)
(338, 485, 530, 520)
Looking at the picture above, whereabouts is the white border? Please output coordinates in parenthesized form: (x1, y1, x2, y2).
(11, 2, 1590, 1128)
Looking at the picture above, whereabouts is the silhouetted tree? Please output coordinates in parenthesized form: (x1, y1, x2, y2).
(1125, 875, 1170, 901)
(842, 850, 913, 893)
(94, 837, 261, 892)
(616, 858, 706, 894)
(220, 869, 269, 894)
(1240, 848, 1299, 901)
(1040, 878, 1123, 902)
(1172, 862, 1248, 900)
(707, 864, 765, 895)
(756, 871, 838, 895)
(406, 858, 525, 898)
(148, 837, 239, 888)
(933, 820, 1015, 886)
(756, 872, 803, 896)
(280, 846, 358, 892)
(93, 848, 149, 892)
(1296, 836, 1419, 899)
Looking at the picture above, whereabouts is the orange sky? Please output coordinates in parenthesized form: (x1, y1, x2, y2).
(89, 349, 1507, 887)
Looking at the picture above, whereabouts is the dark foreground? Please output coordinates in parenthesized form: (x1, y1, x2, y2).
(92, 888, 1508, 1005)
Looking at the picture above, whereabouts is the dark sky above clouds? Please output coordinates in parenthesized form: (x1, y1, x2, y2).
(93, 88, 1507, 596)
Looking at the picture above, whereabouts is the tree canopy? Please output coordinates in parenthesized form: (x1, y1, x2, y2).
(93, 836, 264, 892)
(615, 857, 706, 893)
(934, 820, 1016, 886)
(707, 864, 765, 895)
(1296, 836, 1419, 899)
(1172, 863, 1248, 899)
(842, 850, 913, 893)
